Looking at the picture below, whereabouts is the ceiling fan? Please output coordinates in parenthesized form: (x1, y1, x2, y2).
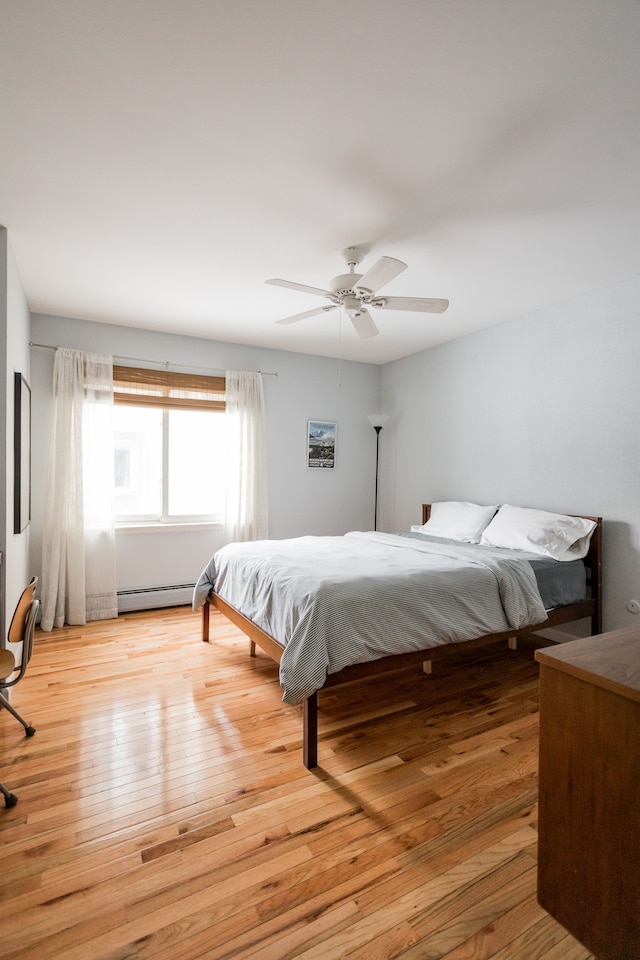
(266, 246, 449, 339)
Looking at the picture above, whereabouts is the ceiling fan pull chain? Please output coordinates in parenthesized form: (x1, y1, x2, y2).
(336, 306, 343, 388)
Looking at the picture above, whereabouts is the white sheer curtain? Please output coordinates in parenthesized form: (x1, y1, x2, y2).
(224, 370, 268, 542)
(40, 348, 118, 631)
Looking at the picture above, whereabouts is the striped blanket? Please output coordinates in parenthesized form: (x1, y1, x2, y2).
(194, 532, 548, 705)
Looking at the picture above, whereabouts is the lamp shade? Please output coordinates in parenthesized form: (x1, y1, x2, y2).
(367, 414, 389, 428)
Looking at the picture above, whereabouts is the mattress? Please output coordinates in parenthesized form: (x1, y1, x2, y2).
(403, 532, 587, 610)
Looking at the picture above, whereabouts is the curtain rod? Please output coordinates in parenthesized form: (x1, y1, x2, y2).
(28, 342, 278, 377)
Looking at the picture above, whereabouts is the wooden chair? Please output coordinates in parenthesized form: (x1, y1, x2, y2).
(1, 577, 39, 808)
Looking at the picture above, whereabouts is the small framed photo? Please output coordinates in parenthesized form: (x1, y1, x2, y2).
(307, 420, 336, 469)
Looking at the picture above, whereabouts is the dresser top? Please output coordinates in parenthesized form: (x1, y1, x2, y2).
(535, 626, 640, 703)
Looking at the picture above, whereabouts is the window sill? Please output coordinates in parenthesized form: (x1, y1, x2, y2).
(115, 521, 223, 534)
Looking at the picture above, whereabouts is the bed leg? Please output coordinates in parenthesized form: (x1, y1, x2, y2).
(508, 636, 517, 650)
(202, 601, 210, 642)
(422, 660, 433, 675)
(302, 692, 318, 769)
(249, 641, 256, 657)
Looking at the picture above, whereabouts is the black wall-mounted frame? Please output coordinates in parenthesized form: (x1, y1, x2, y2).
(14, 372, 31, 534)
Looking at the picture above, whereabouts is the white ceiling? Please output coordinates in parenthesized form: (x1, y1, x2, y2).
(1, 0, 639, 364)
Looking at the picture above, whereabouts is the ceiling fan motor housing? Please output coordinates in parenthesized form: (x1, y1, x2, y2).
(330, 273, 363, 297)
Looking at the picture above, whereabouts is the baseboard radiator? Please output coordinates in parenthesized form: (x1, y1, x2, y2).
(117, 583, 194, 613)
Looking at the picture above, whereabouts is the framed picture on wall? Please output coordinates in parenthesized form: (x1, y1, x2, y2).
(14, 372, 31, 534)
(307, 420, 336, 469)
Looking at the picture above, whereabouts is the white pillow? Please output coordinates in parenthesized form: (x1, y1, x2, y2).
(480, 504, 596, 561)
(411, 501, 498, 544)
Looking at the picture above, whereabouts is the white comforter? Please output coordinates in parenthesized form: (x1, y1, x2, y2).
(193, 532, 548, 705)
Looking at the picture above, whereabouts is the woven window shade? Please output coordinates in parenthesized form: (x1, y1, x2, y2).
(113, 366, 226, 412)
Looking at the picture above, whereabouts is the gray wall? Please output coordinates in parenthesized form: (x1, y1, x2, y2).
(30, 314, 381, 596)
(380, 274, 640, 634)
(1, 227, 32, 639)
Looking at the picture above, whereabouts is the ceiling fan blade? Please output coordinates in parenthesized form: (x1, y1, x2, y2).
(276, 305, 337, 326)
(349, 307, 379, 339)
(266, 278, 334, 298)
(376, 296, 449, 313)
(355, 256, 407, 294)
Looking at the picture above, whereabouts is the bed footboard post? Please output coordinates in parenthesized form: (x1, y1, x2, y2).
(302, 692, 318, 769)
(202, 599, 210, 642)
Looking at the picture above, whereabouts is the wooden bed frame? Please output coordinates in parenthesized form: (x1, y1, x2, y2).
(200, 506, 602, 768)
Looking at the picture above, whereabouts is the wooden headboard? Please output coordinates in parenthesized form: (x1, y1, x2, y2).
(421, 503, 602, 635)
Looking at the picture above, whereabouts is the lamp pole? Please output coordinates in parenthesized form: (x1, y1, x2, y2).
(367, 415, 389, 531)
(373, 425, 382, 531)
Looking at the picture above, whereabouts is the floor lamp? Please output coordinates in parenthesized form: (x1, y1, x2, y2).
(367, 414, 389, 531)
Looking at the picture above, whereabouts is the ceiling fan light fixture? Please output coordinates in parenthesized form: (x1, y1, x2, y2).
(342, 294, 362, 315)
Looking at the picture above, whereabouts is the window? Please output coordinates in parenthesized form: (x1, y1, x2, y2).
(112, 366, 227, 524)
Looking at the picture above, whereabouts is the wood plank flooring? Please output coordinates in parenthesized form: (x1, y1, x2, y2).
(0, 606, 594, 960)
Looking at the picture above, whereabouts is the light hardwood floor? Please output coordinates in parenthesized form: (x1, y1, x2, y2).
(0, 606, 594, 960)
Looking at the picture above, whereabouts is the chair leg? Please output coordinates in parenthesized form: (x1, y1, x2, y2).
(0, 692, 35, 736)
(0, 782, 18, 808)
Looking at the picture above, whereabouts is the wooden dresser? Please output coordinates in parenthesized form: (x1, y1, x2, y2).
(536, 626, 640, 960)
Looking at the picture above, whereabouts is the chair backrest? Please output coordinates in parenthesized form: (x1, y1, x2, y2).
(2, 577, 39, 690)
(7, 577, 38, 647)
(1, 597, 39, 689)
(21, 599, 40, 671)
